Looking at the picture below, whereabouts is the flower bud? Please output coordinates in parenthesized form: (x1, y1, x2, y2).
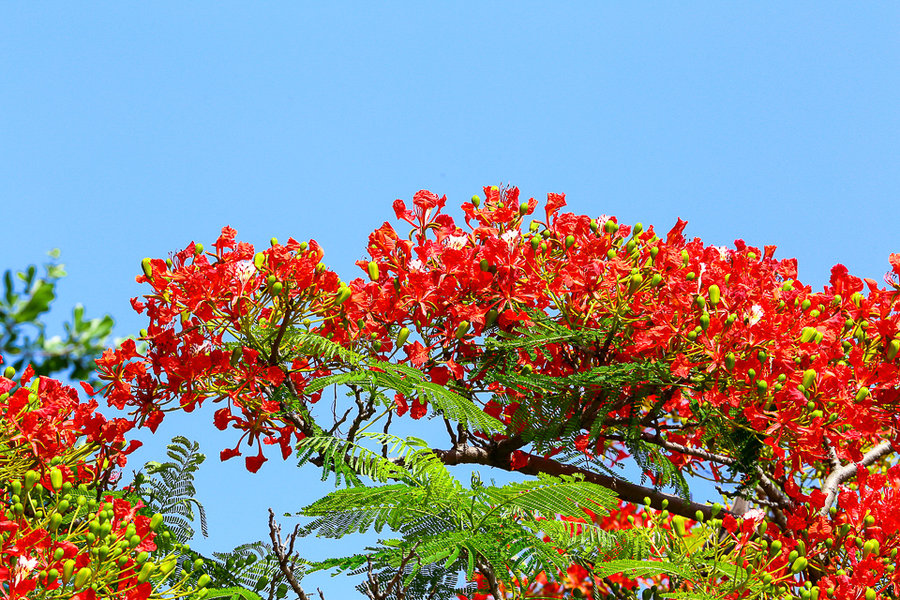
(802, 369, 816, 390)
(887, 339, 900, 361)
(633, 222, 643, 236)
(141, 257, 153, 279)
(707, 284, 720, 307)
(455, 321, 470, 339)
(367, 261, 380, 281)
(74, 567, 92, 589)
(604, 219, 618, 234)
(855, 387, 870, 403)
(471, 195, 481, 207)
(699, 313, 710, 331)
(724, 352, 735, 371)
(485, 309, 499, 328)
(565, 235, 576, 249)
(790, 556, 808, 573)
(270, 237, 278, 247)
(335, 286, 352, 304)
(396, 327, 410, 348)
(50, 467, 63, 491)
(254, 252, 265, 269)
(150, 513, 164, 531)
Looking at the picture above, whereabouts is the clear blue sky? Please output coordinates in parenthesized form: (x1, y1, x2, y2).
(2, 4, 899, 596)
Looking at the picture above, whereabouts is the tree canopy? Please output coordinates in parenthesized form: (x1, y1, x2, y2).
(3, 186, 900, 600)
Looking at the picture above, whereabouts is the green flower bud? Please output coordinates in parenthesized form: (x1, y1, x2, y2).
(74, 566, 92, 589)
(800, 327, 817, 343)
(50, 467, 63, 491)
(24, 469, 39, 491)
(604, 219, 618, 234)
(699, 313, 710, 331)
(855, 387, 870, 403)
(254, 252, 265, 269)
(887, 339, 900, 361)
(672, 515, 686, 537)
(367, 261, 380, 281)
(707, 284, 720, 307)
(757, 380, 768, 395)
(335, 286, 352, 304)
(724, 352, 736, 371)
(149, 513, 164, 531)
(650, 273, 662, 287)
(197, 574, 212, 588)
(270, 237, 278, 247)
(802, 369, 816, 390)
(628, 274, 643, 294)
(194, 243, 203, 255)
(138, 562, 155, 583)
(271, 282, 283, 295)
(471, 195, 481, 207)
(141, 257, 153, 279)
(519, 202, 529, 215)
(455, 321, 470, 339)
(633, 222, 643, 236)
(565, 234, 576, 249)
(395, 327, 410, 348)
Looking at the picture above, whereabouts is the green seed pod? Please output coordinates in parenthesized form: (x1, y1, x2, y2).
(74, 566, 92, 589)
(335, 286, 352, 304)
(455, 321, 470, 339)
(254, 252, 265, 269)
(565, 234, 576, 249)
(707, 284, 720, 307)
(50, 467, 63, 491)
(194, 243, 203, 255)
(802, 369, 816, 390)
(367, 261, 379, 281)
(396, 327, 410, 348)
(887, 339, 900, 361)
(604, 219, 618, 234)
(141, 257, 153, 278)
(856, 387, 870, 403)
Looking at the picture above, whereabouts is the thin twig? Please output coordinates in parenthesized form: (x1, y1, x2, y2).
(268, 508, 310, 600)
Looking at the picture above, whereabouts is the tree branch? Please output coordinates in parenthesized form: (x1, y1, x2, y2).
(268, 508, 311, 600)
(820, 439, 894, 515)
(432, 443, 735, 521)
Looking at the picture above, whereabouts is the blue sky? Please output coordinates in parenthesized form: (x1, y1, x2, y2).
(2, 4, 899, 596)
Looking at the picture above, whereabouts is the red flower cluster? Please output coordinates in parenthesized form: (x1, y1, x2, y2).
(0, 356, 163, 599)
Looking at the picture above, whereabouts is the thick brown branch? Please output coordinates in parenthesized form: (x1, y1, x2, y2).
(433, 444, 734, 521)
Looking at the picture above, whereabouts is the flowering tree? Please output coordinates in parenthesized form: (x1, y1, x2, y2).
(7, 186, 900, 599)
